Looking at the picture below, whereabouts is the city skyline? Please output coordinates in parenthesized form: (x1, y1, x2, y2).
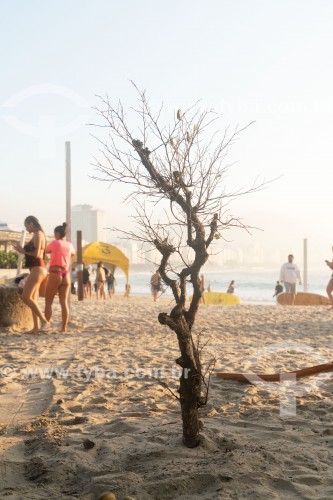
(0, 211, 317, 271)
(111, 239, 311, 272)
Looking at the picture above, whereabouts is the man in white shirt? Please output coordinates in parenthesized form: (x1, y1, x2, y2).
(280, 254, 302, 305)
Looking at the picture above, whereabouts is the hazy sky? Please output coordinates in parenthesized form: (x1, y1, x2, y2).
(1, 0, 333, 268)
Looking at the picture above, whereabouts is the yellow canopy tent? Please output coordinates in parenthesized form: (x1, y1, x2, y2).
(80, 242, 129, 284)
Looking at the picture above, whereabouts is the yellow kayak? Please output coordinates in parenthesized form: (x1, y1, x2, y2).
(190, 292, 241, 305)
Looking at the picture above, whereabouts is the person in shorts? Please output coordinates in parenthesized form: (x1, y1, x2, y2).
(95, 262, 106, 299)
(279, 254, 302, 305)
(107, 272, 116, 298)
(83, 265, 92, 299)
(150, 270, 161, 302)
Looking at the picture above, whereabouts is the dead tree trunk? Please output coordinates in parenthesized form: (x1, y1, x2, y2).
(159, 303, 204, 447)
(177, 322, 202, 448)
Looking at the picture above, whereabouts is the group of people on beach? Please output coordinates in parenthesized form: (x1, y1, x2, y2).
(148, 249, 333, 307)
(199, 252, 333, 307)
(13, 215, 75, 333)
(72, 263, 116, 300)
(17, 214, 332, 323)
(88, 262, 116, 300)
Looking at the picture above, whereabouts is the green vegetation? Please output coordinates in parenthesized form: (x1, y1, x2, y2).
(0, 251, 18, 269)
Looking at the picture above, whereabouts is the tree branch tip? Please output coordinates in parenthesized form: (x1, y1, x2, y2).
(175, 357, 187, 368)
(158, 312, 168, 325)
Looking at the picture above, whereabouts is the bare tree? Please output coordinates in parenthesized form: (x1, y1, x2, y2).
(92, 84, 266, 447)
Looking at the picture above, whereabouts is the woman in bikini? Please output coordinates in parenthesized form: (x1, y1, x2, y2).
(44, 223, 75, 332)
(325, 247, 333, 310)
(13, 215, 50, 333)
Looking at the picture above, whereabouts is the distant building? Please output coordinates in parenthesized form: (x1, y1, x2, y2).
(72, 204, 105, 245)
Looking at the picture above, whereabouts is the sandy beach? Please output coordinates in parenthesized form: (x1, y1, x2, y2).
(1, 296, 333, 499)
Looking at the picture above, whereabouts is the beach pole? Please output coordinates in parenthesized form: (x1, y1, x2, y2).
(66, 141, 72, 242)
(77, 230, 84, 301)
(16, 230, 26, 276)
(303, 238, 308, 292)
(66, 141, 72, 309)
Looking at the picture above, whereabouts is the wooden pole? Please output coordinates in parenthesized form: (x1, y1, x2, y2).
(303, 238, 308, 292)
(77, 230, 84, 301)
(16, 230, 26, 276)
(66, 141, 72, 309)
(66, 141, 72, 242)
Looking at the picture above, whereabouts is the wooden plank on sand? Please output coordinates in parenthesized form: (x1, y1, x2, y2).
(216, 362, 333, 383)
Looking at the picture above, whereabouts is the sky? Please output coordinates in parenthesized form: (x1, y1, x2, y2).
(1, 0, 333, 269)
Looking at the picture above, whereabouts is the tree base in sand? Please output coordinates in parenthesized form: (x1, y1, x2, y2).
(0, 287, 33, 329)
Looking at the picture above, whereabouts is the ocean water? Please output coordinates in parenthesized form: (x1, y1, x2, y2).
(115, 268, 331, 304)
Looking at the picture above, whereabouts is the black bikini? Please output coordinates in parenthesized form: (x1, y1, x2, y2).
(24, 241, 45, 269)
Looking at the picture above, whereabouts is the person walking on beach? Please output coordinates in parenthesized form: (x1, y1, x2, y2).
(227, 280, 235, 294)
(273, 280, 283, 298)
(44, 223, 75, 332)
(83, 265, 92, 299)
(150, 270, 161, 301)
(280, 254, 302, 305)
(70, 266, 77, 294)
(325, 247, 333, 309)
(13, 215, 50, 333)
(107, 272, 116, 298)
(95, 262, 106, 299)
